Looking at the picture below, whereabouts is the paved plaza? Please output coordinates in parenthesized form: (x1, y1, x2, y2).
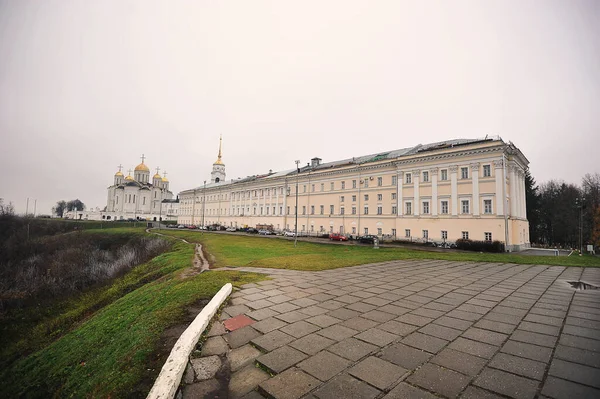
(184, 260, 600, 399)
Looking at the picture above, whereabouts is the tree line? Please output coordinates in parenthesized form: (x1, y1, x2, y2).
(527, 171, 600, 250)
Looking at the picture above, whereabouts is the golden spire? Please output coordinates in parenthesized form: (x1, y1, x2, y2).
(125, 168, 133, 180)
(162, 171, 169, 182)
(214, 135, 224, 165)
(115, 163, 124, 176)
(153, 166, 161, 179)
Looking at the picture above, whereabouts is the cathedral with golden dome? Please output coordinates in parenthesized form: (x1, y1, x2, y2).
(104, 155, 178, 221)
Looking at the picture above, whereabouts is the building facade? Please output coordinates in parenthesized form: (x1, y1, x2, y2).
(178, 137, 530, 250)
(103, 155, 179, 221)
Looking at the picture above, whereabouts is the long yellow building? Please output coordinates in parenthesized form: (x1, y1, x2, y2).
(178, 136, 530, 251)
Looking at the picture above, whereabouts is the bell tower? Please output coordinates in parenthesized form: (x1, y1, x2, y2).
(211, 135, 226, 183)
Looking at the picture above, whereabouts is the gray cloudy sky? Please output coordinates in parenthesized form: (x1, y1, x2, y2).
(1, 0, 598, 215)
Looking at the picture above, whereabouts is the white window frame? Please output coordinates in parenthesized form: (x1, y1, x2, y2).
(484, 199, 493, 214)
(483, 165, 491, 177)
(441, 200, 449, 214)
(423, 201, 430, 214)
(441, 169, 448, 181)
(461, 200, 470, 214)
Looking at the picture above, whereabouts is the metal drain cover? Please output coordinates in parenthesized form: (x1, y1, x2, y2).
(567, 281, 599, 291)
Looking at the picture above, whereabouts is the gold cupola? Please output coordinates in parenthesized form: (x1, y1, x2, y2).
(135, 154, 150, 172)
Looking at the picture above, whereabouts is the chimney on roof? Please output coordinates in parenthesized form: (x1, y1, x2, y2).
(311, 157, 322, 167)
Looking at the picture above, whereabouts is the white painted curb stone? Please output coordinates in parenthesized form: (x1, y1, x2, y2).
(147, 283, 233, 399)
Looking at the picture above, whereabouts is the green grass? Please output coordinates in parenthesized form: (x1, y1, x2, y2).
(160, 230, 600, 269)
(0, 230, 265, 398)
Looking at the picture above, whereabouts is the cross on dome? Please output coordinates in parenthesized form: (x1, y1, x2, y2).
(118, 164, 123, 172)
(140, 154, 146, 164)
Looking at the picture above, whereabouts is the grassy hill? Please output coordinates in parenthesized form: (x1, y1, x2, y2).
(0, 226, 264, 398)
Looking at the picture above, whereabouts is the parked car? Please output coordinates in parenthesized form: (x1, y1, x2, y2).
(246, 228, 258, 234)
(283, 231, 296, 237)
(258, 229, 272, 235)
(358, 235, 378, 244)
(177, 224, 185, 229)
(186, 225, 197, 229)
(329, 233, 348, 241)
(226, 227, 236, 232)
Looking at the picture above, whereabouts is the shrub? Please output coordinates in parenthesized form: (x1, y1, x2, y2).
(455, 239, 505, 253)
(0, 232, 171, 310)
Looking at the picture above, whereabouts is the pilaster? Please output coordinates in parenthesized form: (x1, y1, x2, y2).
(494, 160, 504, 215)
(471, 163, 480, 216)
(413, 169, 420, 216)
(509, 164, 518, 218)
(397, 171, 403, 216)
(431, 168, 438, 216)
(450, 165, 458, 216)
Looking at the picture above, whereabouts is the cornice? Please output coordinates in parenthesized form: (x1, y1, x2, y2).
(394, 145, 504, 167)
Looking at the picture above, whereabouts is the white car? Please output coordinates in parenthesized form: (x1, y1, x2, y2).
(226, 227, 236, 232)
(283, 231, 296, 237)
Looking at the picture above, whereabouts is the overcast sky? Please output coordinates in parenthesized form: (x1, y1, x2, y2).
(1, 0, 598, 215)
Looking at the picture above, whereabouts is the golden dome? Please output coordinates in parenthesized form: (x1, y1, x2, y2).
(214, 159, 224, 165)
(125, 175, 133, 181)
(162, 176, 169, 182)
(115, 171, 124, 176)
(135, 163, 150, 172)
(153, 173, 161, 179)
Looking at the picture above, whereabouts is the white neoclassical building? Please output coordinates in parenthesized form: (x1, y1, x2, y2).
(103, 155, 179, 221)
(178, 137, 530, 251)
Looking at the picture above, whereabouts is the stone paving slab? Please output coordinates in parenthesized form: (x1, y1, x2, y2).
(182, 260, 600, 399)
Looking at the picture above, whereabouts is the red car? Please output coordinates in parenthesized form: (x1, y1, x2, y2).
(329, 233, 348, 241)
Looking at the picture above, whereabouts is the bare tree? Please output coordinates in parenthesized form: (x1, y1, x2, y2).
(0, 198, 15, 216)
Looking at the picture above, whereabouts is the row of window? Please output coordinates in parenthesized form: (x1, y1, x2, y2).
(186, 197, 496, 217)
(116, 194, 151, 206)
(404, 229, 493, 241)
(405, 199, 493, 215)
(405, 164, 492, 184)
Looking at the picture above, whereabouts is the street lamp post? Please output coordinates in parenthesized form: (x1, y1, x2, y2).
(192, 189, 197, 226)
(575, 196, 585, 254)
(202, 180, 207, 229)
(294, 160, 300, 247)
(158, 189, 163, 229)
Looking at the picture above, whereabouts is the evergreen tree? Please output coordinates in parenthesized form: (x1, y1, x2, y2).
(524, 168, 541, 243)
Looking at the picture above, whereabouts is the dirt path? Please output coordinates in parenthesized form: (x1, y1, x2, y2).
(147, 228, 210, 277)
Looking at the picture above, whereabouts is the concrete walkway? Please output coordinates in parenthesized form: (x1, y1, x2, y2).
(184, 260, 600, 399)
